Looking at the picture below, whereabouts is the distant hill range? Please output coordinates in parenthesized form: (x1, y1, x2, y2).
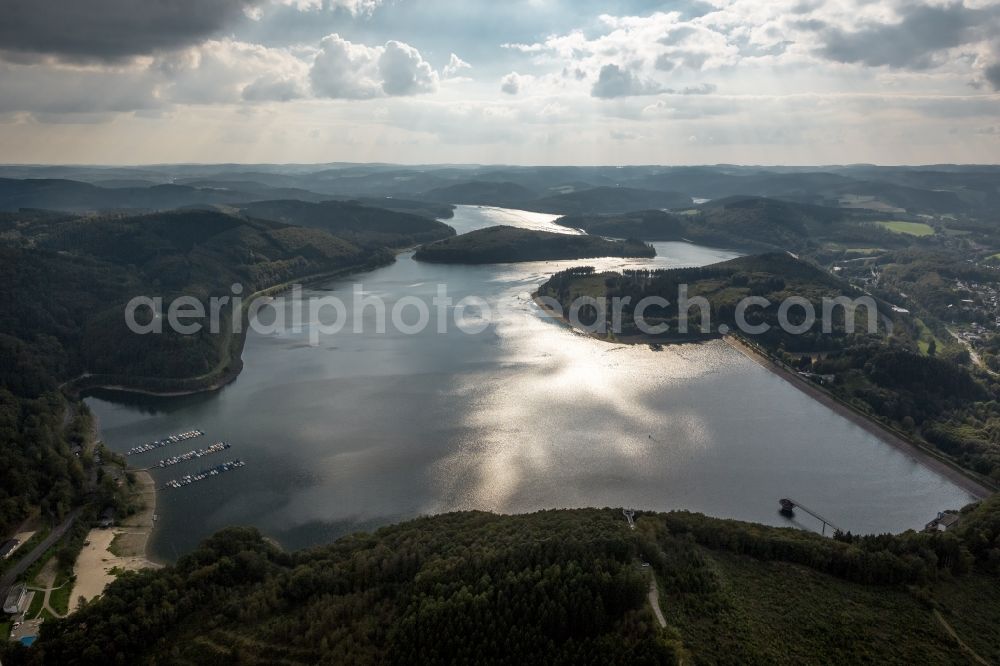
(419, 181, 691, 215)
(557, 196, 906, 252)
(1, 162, 998, 216)
(414, 225, 655, 264)
(0, 177, 454, 220)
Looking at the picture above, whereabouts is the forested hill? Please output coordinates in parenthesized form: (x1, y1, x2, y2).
(11, 497, 1000, 665)
(556, 196, 905, 252)
(0, 206, 412, 535)
(238, 199, 455, 247)
(414, 225, 655, 264)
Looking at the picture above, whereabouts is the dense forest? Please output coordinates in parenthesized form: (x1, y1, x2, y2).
(3, 497, 997, 665)
(239, 199, 455, 248)
(414, 225, 655, 264)
(538, 253, 888, 347)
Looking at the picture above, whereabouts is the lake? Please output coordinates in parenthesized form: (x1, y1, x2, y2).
(86, 205, 977, 560)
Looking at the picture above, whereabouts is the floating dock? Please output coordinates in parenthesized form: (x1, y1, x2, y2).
(163, 459, 245, 489)
(127, 429, 204, 456)
(154, 442, 231, 468)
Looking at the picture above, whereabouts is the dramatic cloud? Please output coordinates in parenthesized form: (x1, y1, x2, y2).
(0, 0, 264, 62)
(310, 34, 437, 99)
(2, 0, 1000, 163)
(987, 63, 1000, 91)
(591, 64, 662, 98)
(815, 2, 999, 69)
(500, 72, 523, 95)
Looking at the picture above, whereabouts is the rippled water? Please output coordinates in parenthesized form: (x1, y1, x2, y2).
(86, 206, 977, 560)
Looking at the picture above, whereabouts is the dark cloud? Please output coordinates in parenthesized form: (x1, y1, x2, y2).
(0, 0, 262, 62)
(591, 64, 661, 99)
(816, 2, 996, 70)
(986, 64, 1000, 91)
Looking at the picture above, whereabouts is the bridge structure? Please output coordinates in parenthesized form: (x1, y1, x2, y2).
(779, 498, 843, 536)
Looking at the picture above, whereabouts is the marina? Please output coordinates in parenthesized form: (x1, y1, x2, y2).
(163, 460, 246, 490)
(153, 442, 231, 469)
(126, 430, 204, 456)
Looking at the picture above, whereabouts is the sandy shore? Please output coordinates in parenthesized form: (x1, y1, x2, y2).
(723, 335, 995, 500)
(69, 470, 161, 612)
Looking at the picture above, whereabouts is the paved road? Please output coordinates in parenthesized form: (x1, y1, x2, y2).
(0, 508, 81, 600)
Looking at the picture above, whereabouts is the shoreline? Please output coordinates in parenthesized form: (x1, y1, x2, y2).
(65, 257, 396, 400)
(67, 470, 162, 612)
(532, 293, 995, 501)
(722, 335, 995, 500)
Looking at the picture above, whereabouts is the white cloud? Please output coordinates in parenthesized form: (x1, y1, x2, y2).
(443, 53, 471, 78)
(500, 72, 523, 95)
(379, 40, 438, 95)
(310, 34, 383, 99)
(310, 34, 437, 99)
(278, 0, 382, 14)
(591, 64, 661, 98)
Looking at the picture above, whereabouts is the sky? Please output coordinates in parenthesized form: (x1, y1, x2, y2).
(1, 0, 999, 165)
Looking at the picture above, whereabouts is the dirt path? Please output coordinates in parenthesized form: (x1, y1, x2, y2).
(647, 576, 667, 629)
(947, 328, 998, 378)
(29, 577, 70, 619)
(933, 609, 992, 666)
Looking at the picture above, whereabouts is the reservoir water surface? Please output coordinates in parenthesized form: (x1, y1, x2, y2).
(86, 206, 977, 560)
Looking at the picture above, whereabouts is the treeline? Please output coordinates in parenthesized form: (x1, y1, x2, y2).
(18, 511, 678, 665)
(8, 500, 1000, 665)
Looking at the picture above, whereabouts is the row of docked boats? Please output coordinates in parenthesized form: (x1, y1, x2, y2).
(126, 429, 204, 456)
(163, 459, 246, 489)
(154, 441, 231, 468)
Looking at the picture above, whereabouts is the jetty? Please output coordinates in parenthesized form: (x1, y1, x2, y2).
(127, 429, 204, 456)
(154, 442, 231, 468)
(163, 459, 245, 489)
(779, 498, 844, 535)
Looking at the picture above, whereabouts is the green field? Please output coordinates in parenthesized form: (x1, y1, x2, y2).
(878, 221, 935, 236)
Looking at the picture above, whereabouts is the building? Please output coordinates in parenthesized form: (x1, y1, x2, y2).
(3, 583, 26, 615)
(0, 539, 19, 560)
(925, 511, 961, 533)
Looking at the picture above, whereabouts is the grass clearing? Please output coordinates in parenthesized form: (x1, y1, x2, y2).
(25, 590, 43, 619)
(49, 578, 73, 616)
(877, 221, 935, 237)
